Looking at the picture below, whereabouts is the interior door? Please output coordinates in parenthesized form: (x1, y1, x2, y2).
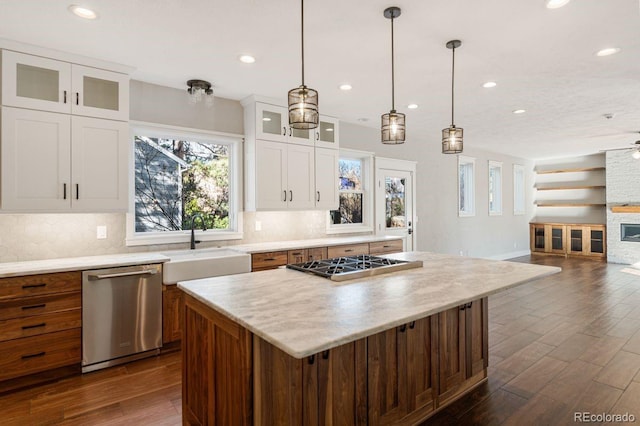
(375, 158, 416, 251)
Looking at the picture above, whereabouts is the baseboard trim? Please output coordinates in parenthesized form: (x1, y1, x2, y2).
(483, 250, 531, 261)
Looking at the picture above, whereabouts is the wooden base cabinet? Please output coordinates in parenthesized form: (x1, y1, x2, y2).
(162, 285, 183, 344)
(182, 294, 488, 425)
(530, 223, 606, 259)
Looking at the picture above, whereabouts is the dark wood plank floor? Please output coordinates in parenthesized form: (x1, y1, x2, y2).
(2, 255, 640, 425)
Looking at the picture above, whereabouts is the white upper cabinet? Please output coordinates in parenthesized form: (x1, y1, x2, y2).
(286, 144, 315, 209)
(1, 107, 129, 212)
(314, 116, 339, 150)
(1, 50, 129, 121)
(315, 147, 339, 210)
(255, 102, 311, 145)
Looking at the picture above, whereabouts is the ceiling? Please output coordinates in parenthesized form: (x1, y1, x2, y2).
(1, 0, 639, 160)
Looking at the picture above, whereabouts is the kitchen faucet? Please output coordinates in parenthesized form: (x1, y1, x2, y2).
(190, 214, 207, 249)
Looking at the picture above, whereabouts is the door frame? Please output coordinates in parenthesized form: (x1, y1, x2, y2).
(375, 157, 417, 251)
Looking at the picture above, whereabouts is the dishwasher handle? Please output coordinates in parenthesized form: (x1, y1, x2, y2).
(88, 269, 157, 280)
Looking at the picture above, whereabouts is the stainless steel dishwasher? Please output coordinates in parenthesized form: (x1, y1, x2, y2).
(82, 264, 162, 373)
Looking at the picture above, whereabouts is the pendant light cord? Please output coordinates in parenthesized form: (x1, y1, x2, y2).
(301, 0, 305, 86)
(391, 14, 395, 111)
(451, 45, 455, 126)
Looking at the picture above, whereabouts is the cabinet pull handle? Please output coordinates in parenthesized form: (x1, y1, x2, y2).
(76, 92, 79, 105)
(63, 90, 67, 104)
(282, 127, 287, 136)
(322, 350, 330, 360)
(383, 245, 391, 248)
(317, 191, 320, 202)
(399, 324, 407, 332)
(22, 283, 46, 289)
(345, 249, 354, 252)
(22, 323, 46, 330)
(409, 321, 416, 329)
(460, 305, 466, 311)
(21, 352, 45, 360)
(288, 127, 292, 137)
(289, 190, 293, 202)
(467, 302, 473, 309)
(22, 304, 46, 310)
(316, 131, 319, 141)
(263, 258, 276, 261)
(283, 190, 287, 202)
(63, 183, 67, 200)
(308, 354, 315, 365)
(76, 184, 79, 200)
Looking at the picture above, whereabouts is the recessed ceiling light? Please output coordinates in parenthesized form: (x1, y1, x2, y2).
(483, 81, 497, 88)
(239, 55, 256, 64)
(596, 47, 621, 57)
(513, 109, 526, 114)
(407, 104, 418, 109)
(339, 84, 352, 91)
(68, 5, 98, 19)
(262, 117, 271, 122)
(545, 0, 571, 9)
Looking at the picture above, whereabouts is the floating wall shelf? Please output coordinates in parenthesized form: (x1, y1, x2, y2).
(535, 167, 606, 174)
(535, 203, 606, 207)
(535, 185, 606, 191)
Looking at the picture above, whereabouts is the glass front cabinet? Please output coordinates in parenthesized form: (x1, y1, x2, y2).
(530, 223, 605, 259)
(2, 50, 129, 121)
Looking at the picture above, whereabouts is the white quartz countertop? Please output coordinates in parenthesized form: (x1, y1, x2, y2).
(178, 251, 561, 359)
(0, 253, 170, 278)
(230, 235, 403, 253)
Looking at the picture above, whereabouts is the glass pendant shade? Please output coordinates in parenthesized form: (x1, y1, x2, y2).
(382, 110, 406, 144)
(288, 85, 319, 130)
(442, 125, 464, 154)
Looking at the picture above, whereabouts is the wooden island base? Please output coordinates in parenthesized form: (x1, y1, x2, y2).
(182, 293, 488, 426)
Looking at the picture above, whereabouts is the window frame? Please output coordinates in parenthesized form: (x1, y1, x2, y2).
(458, 155, 476, 217)
(488, 160, 503, 216)
(326, 148, 374, 234)
(126, 121, 243, 247)
(513, 164, 526, 215)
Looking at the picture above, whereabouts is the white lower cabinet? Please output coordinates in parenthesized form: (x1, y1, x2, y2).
(1, 107, 128, 212)
(254, 140, 315, 210)
(315, 147, 339, 210)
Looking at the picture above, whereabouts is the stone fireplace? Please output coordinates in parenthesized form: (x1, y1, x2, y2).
(606, 150, 640, 264)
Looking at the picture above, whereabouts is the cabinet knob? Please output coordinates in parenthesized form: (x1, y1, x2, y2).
(308, 354, 315, 365)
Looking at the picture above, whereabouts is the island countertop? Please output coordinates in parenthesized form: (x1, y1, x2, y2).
(178, 251, 560, 358)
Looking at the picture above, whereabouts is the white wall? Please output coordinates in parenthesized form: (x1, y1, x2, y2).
(340, 122, 534, 259)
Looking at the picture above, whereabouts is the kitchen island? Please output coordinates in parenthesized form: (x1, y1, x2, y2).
(178, 252, 560, 425)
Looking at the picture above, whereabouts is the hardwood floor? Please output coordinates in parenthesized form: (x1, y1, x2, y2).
(2, 255, 640, 425)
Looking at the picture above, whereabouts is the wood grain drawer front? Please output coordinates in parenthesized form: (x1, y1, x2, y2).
(0, 309, 81, 342)
(369, 240, 404, 255)
(251, 252, 288, 271)
(308, 247, 328, 261)
(0, 272, 81, 300)
(327, 243, 369, 258)
(287, 249, 309, 265)
(0, 328, 81, 382)
(0, 292, 81, 321)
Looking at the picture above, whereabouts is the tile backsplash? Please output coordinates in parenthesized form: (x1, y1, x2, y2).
(0, 210, 346, 262)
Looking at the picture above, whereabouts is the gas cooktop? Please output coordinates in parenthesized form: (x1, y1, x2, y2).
(286, 254, 423, 282)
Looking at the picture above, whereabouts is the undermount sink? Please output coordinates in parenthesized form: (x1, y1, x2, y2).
(161, 247, 251, 284)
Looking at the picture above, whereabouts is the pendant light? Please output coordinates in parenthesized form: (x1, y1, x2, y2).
(442, 40, 464, 154)
(381, 7, 405, 144)
(288, 0, 318, 130)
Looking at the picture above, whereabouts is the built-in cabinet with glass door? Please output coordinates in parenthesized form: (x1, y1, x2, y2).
(530, 223, 605, 259)
(242, 98, 339, 211)
(0, 49, 130, 212)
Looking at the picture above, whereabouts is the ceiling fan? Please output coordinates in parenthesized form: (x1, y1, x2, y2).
(600, 139, 640, 159)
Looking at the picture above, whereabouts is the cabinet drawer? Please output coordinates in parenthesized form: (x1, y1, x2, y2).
(0, 292, 81, 321)
(308, 247, 328, 262)
(287, 249, 309, 265)
(251, 251, 288, 271)
(0, 272, 81, 301)
(327, 243, 369, 258)
(369, 240, 404, 255)
(0, 309, 81, 342)
(0, 328, 81, 382)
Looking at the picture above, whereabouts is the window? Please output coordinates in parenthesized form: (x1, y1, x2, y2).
(458, 156, 475, 217)
(513, 164, 526, 215)
(327, 149, 374, 233)
(127, 124, 242, 246)
(488, 161, 503, 216)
